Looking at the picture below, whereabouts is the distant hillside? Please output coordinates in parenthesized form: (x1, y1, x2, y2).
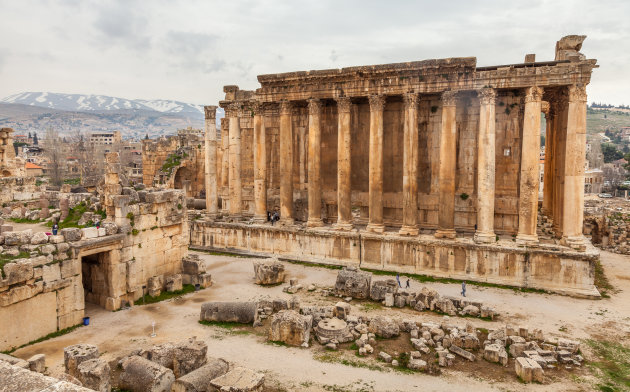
(0, 92, 224, 139)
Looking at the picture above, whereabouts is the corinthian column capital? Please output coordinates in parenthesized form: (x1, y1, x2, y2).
(524, 86, 544, 103)
(204, 105, 217, 120)
(308, 98, 322, 115)
(403, 93, 419, 110)
(227, 102, 242, 118)
(250, 100, 264, 115)
(368, 95, 386, 112)
(279, 100, 293, 116)
(568, 84, 587, 103)
(477, 88, 496, 106)
(441, 90, 458, 107)
(335, 97, 352, 113)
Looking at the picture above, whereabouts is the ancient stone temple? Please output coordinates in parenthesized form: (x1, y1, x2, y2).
(0, 128, 25, 178)
(192, 35, 600, 297)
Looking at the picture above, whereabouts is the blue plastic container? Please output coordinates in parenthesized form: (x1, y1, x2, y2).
(83, 317, 90, 326)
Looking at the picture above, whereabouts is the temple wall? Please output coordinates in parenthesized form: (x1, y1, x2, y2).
(190, 221, 599, 298)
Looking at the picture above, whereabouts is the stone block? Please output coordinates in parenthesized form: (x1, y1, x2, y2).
(509, 343, 527, 358)
(268, 310, 312, 347)
(515, 357, 544, 383)
(61, 259, 81, 278)
(171, 357, 229, 392)
(182, 255, 205, 275)
(368, 316, 399, 338)
(334, 267, 371, 299)
(333, 301, 351, 320)
(77, 358, 110, 392)
(369, 279, 398, 301)
(384, 292, 395, 307)
(135, 337, 208, 378)
(61, 228, 82, 242)
(166, 274, 183, 292)
(103, 222, 118, 235)
(27, 354, 46, 373)
(450, 344, 476, 361)
(408, 358, 427, 370)
(81, 227, 98, 239)
(30, 232, 49, 245)
(200, 301, 258, 324)
(378, 352, 392, 363)
(192, 273, 212, 288)
(64, 344, 99, 379)
(3, 260, 33, 285)
(42, 263, 61, 283)
(97, 228, 106, 237)
(0, 353, 29, 369)
(253, 260, 285, 285)
(30, 255, 48, 267)
(210, 366, 264, 392)
(119, 355, 175, 392)
(40, 244, 56, 255)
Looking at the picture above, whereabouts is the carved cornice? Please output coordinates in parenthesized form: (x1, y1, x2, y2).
(368, 95, 386, 112)
(568, 84, 587, 103)
(477, 88, 496, 106)
(441, 90, 458, 107)
(402, 93, 419, 110)
(250, 100, 264, 116)
(204, 105, 217, 120)
(335, 97, 352, 113)
(524, 86, 544, 103)
(279, 100, 293, 116)
(226, 102, 242, 118)
(308, 98, 322, 115)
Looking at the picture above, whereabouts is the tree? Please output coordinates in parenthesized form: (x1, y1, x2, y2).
(601, 143, 623, 163)
(33, 133, 38, 145)
(145, 134, 149, 140)
(44, 128, 63, 186)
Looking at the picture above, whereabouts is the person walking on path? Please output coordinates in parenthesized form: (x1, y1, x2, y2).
(396, 273, 401, 288)
(405, 278, 410, 289)
(461, 281, 467, 297)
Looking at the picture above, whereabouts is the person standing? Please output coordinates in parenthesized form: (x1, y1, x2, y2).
(52, 221, 59, 236)
(405, 278, 410, 289)
(461, 281, 467, 297)
(396, 273, 401, 288)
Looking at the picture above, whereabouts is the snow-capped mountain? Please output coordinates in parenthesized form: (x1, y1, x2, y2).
(1, 92, 205, 116)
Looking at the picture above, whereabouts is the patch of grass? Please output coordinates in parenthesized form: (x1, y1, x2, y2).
(315, 353, 384, 372)
(285, 259, 343, 270)
(586, 339, 630, 392)
(593, 259, 614, 298)
(361, 268, 548, 294)
(360, 303, 383, 312)
(9, 217, 42, 224)
(1, 324, 83, 354)
(198, 320, 251, 335)
(267, 340, 290, 347)
(0, 251, 31, 278)
(134, 284, 195, 306)
(189, 248, 251, 258)
(63, 178, 80, 185)
(46, 201, 88, 229)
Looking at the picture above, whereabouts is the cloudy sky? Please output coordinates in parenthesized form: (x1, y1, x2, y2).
(0, 0, 628, 106)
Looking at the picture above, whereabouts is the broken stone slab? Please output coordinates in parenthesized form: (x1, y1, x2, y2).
(483, 344, 508, 366)
(166, 274, 183, 292)
(81, 227, 98, 240)
(182, 254, 206, 275)
(509, 343, 527, 358)
(103, 222, 118, 235)
(27, 354, 46, 373)
(61, 228, 82, 242)
(253, 260, 285, 285)
(77, 358, 110, 392)
(269, 310, 313, 347)
(449, 344, 475, 361)
(0, 360, 93, 392)
(378, 352, 392, 363)
(334, 267, 371, 299)
(134, 337, 208, 378)
(383, 292, 395, 307)
(515, 357, 544, 383)
(171, 357, 229, 392)
(3, 260, 33, 285)
(30, 231, 49, 245)
(210, 366, 265, 392)
(333, 302, 351, 320)
(368, 316, 400, 338)
(200, 301, 258, 325)
(369, 279, 398, 301)
(0, 352, 29, 369)
(407, 358, 427, 371)
(119, 355, 175, 392)
(64, 344, 99, 379)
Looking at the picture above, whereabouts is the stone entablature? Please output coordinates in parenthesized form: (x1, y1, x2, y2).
(209, 35, 596, 253)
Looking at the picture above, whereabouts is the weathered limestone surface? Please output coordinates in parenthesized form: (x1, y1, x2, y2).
(253, 260, 285, 285)
(200, 301, 258, 324)
(119, 355, 175, 392)
(515, 357, 544, 383)
(210, 366, 265, 392)
(269, 310, 313, 347)
(134, 337, 207, 378)
(0, 360, 93, 392)
(334, 267, 371, 299)
(171, 357, 229, 392)
(64, 344, 99, 379)
(77, 358, 111, 392)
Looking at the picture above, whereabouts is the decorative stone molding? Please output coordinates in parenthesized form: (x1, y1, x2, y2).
(308, 98, 322, 115)
(568, 84, 587, 103)
(402, 93, 419, 109)
(335, 97, 352, 113)
(541, 101, 550, 115)
(524, 86, 544, 103)
(477, 88, 496, 106)
(204, 105, 217, 120)
(279, 100, 293, 116)
(250, 101, 264, 116)
(368, 95, 386, 112)
(226, 102, 242, 118)
(441, 90, 458, 107)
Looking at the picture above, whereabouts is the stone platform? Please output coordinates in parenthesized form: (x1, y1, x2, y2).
(190, 221, 600, 298)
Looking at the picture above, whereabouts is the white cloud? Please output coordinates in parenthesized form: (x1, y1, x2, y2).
(0, 0, 627, 105)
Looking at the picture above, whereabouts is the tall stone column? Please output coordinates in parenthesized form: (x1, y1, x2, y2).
(335, 97, 353, 230)
(474, 88, 497, 243)
(542, 102, 554, 216)
(400, 93, 420, 236)
(366, 95, 386, 233)
(253, 101, 267, 223)
(204, 105, 218, 217)
(220, 118, 230, 209)
(279, 100, 294, 224)
(307, 98, 324, 227)
(516, 87, 544, 244)
(435, 90, 458, 239)
(227, 102, 242, 218)
(561, 85, 588, 249)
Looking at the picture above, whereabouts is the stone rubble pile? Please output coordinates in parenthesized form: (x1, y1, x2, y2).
(333, 267, 497, 320)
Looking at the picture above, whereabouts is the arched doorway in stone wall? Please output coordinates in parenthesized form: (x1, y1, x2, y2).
(174, 166, 193, 197)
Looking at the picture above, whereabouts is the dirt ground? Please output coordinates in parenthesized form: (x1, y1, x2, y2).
(12, 249, 630, 392)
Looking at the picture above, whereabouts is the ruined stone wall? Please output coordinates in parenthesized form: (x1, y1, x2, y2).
(142, 137, 178, 187)
(0, 177, 39, 204)
(189, 221, 598, 297)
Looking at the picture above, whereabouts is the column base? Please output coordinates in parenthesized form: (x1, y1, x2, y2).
(434, 229, 456, 239)
(204, 212, 217, 220)
(474, 231, 496, 244)
(365, 223, 385, 233)
(253, 214, 267, 224)
(334, 221, 354, 231)
(278, 218, 294, 227)
(561, 235, 586, 251)
(227, 214, 242, 223)
(306, 218, 324, 228)
(516, 233, 539, 245)
(399, 225, 419, 236)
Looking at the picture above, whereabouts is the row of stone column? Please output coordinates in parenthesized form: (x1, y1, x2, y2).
(204, 84, 586, 247)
